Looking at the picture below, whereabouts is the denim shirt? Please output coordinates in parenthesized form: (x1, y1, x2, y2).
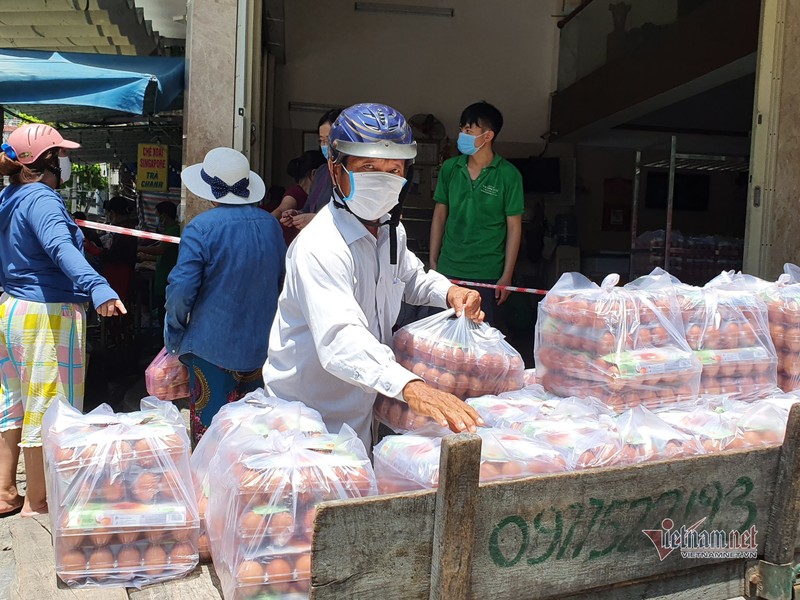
(165, 204, 286, 372)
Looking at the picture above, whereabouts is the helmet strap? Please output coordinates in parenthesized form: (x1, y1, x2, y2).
(46, 163, 63, 188)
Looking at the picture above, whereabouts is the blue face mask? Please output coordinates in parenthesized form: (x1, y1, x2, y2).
(457, 131, 488, 156)
(320, 144, 329, 160)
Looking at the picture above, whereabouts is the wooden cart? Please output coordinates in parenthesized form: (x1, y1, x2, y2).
(10, 406, 800, 600)
(309, 405, 800, 600)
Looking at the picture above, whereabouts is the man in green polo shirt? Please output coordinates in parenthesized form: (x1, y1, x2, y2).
(429, 101, 523, 325)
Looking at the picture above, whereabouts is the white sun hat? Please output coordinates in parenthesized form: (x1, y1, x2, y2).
(181, 147, 265, 205)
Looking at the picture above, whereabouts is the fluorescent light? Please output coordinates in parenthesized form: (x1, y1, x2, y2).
(354, 2, 454, 17)
(288, 102, 342, 113)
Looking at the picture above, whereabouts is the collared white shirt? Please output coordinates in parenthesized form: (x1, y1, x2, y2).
(262, 203, 452, 450)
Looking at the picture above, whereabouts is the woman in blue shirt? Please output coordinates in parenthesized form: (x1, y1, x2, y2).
(0, 124, 126, 517)
(165, 147, 286, 444)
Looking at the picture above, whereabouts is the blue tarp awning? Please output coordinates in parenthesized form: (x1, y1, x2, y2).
(0, 49, 184, 116)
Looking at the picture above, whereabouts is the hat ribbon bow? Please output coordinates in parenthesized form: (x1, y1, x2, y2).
(200, 168, 250, 199)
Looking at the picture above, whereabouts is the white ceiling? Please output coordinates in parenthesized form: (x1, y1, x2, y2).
(136, 0, 187, 41)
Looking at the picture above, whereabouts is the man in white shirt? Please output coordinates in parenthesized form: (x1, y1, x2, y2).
(263, 103, 484, 450)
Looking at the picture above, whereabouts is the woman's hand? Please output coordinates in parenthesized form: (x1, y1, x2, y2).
(97, 299, 127, 317)
(291, 213, 315, 230)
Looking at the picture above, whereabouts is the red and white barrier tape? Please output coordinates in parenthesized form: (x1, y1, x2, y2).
(449, 279, 549, 296)
(75, 219, 181, 244)
(73, 221, 551, 296)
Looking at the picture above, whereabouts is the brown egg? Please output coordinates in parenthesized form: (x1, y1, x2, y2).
(60, 549, 87, 573)
(303, 508, 317, 541)
(453, 373, 470, 398)
(159, 470, 182, 500)
(198, 533, 211, 563)
(87, 548, 115, 579)
(240, 510, 265, 534)
(132, 472, 161, 502)
(393, 329, 412, 354)
(169, 542, 196, 566)
(294, 553, 311, 578)
(437, 371, 456, 394)
(479, 462, 501, 481)
(77, 444, 98, 462)
(90, 528, 114, 546)
(55, 446, 75, 464)
(425, 366, 442, 385)
(117, 546, 142, 570)
(146, 528, 167, 543)
(264, 558, 293, 591)
(197, 494, 208, 519)
(143, 545, 168, 575)
(266, 511, 294, 539)
(171, 526, 193, 542)
(102, 477, 126, 503)
(411, 361, 428, 379)
(117, 531, 140, 545)
(413, 337, 434, 362)
(134, 438, 156, 468)
(237, 560, 264, 585)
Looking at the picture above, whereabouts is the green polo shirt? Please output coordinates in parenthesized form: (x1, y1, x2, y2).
(434, 153, 524, 280)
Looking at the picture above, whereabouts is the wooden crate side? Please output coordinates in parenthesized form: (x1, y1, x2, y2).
(469, 448, 780, 600)
(558, 560, 749, 600)
(310, 490, 436, 600)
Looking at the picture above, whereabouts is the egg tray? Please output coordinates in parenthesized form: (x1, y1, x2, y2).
(538, 318, 679, 356)
(395, 353, 523, 399)
(56, 500, 198, 537)
(373, 395, 434, 433)
(537, 344, 700, 380)
(53, 467, 196, 512)
(216, 550, 310, 600)
(55, 539, 198, 588)
(50, 435, 188, 473)
(235, 507, 315, 547)
(55, 524, 197, 547)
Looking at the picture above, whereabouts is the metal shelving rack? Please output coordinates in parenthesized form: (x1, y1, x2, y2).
(629, 135, 750, 280)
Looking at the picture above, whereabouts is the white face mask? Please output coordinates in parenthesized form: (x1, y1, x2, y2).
(58, 156, 72, 184)
(339, 167, 407, 221)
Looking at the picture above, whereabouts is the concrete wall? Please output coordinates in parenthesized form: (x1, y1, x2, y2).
(270, 0, 561, 188)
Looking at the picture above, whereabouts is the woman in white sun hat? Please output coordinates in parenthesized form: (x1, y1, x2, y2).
(165, 147, 286, 443)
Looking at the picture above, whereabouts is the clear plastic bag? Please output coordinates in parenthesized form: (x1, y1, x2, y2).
(674, 271, 778, 400)
(749, 265, 800, 392)
(713, 398, 789, 448)
(535, 272, 701, 412)
(190, 390, 327, 563)
(206, 426, 375, 600)
(392, 308, 525, 400)
(41, 397, 199, 588)
(373, 426, 568, 494)
(145, 347, 190, 401)
(613, 405, 705, 464)
(373, 395, 434, 433)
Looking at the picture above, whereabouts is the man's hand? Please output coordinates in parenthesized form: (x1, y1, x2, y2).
(446, 286, 484, 323)
(97, 299, 127, 317)
(496, 275, 512, 305)
(403, 380, 484, 433)
(280, 209, 298, 227)
(291, 212, 315, 230)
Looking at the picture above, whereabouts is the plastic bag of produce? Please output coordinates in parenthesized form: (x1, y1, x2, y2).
(746, 266, 800, 392)
(535, 272, 701, 412)
(373, 394, 435, 433)
(392, 308, 525, 399)
(467, 395, 620, 469)
(190, 391, 327, 563)
(373, 426, 568, 494)
(613, 405, 705, 464)
(145, 347, 190, 401)
(673, 271, 777, 400)
(712, 398, 789, 448)
(41, 397, 199, 588)
(206, 425, 375, 600)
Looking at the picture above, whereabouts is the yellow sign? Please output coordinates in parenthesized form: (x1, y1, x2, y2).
(136, 143, 168, 192)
